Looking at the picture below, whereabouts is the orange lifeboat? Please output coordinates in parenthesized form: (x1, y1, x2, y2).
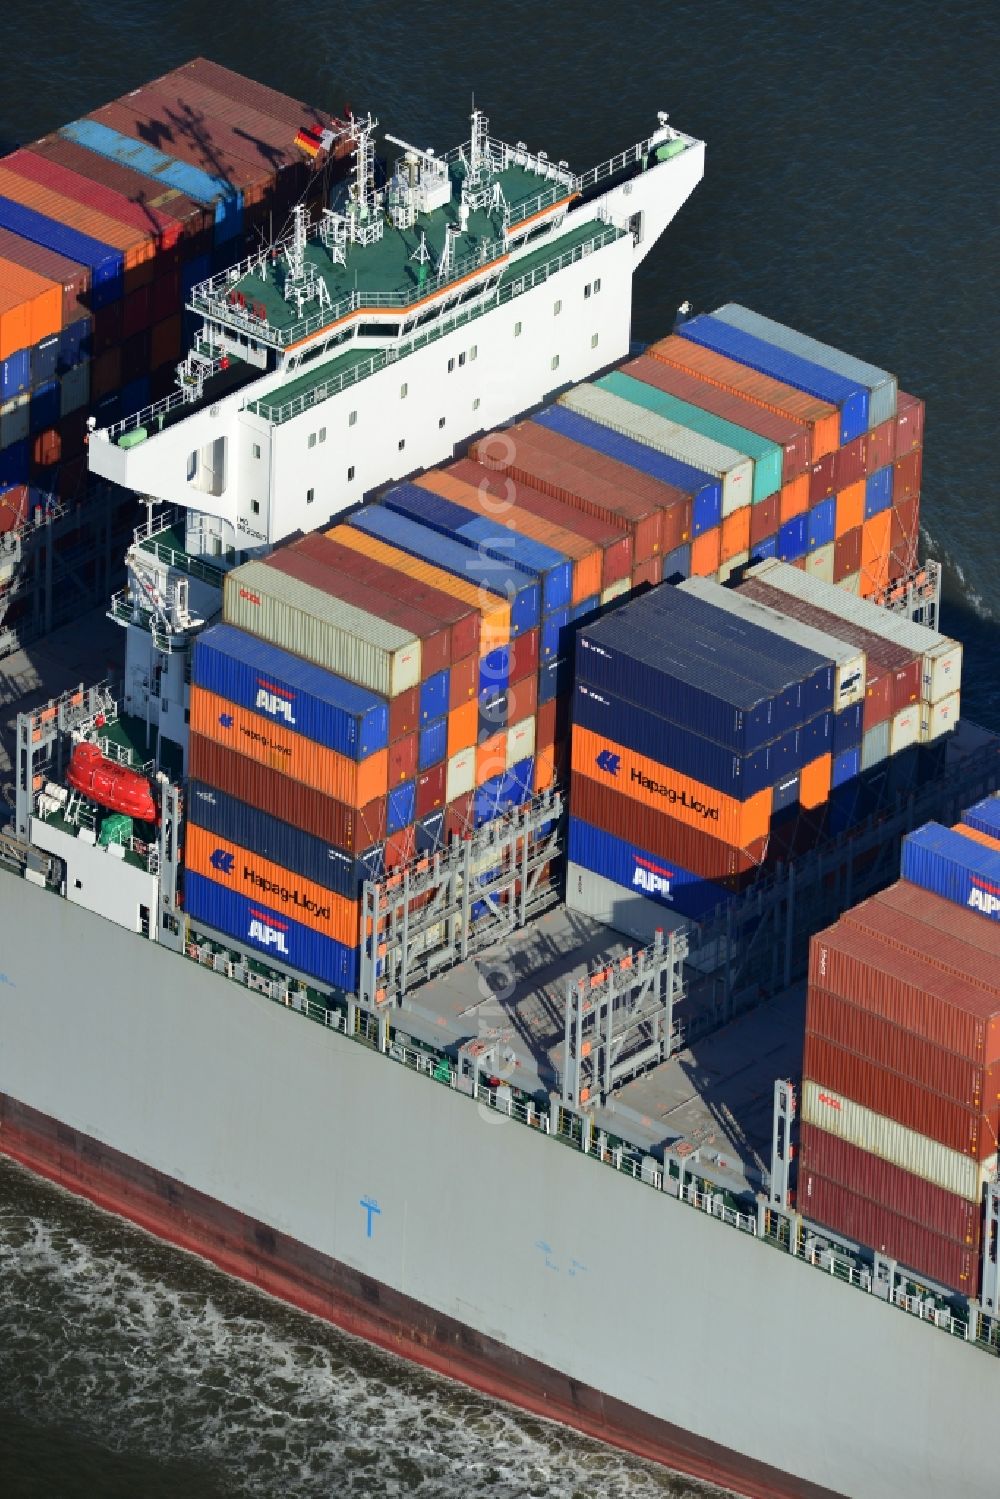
(66, 742, 158, 823)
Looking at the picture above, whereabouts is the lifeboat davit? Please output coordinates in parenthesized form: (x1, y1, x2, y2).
(66, 741, 158, 823)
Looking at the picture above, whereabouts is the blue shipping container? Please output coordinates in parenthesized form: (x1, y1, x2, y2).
(864, 465, 894, 520)
(29, 381, 60, 434)
(778, 512, 808, 562)
(750, 533, 779, 563)
(30, 334, 59, 389)
(540, 605, 570, 662)
(1, 348, 31, 402)
(416, 808, 446, 854)
(478, 691, 508, 738)
(479, 646, 510, 700)
(570, 594, 600, 624)
(418, 717, 448, 771)
(567, 817, 735, 921)
(901, 823, 1000, 921)
(184, 871, 358, 990)
(419, 669, 449, 725)
(60, 119, 243, 243)
(832, 747, 861, 789)
(57, 318, 92, 373)
(660, 544, 692, 582)
(474, 758, 534, 826)
(962, 793, 1000, 841)
(573, 681, 789, 800)
(832, 701, 864, 754)
(387, 781, 416, 835)
(676, 314, 869, 444)
(120, 376, 152, 416)
(808, 497, 836, 551)
(187, 781, 382, 897)
(0, 438, 29, 487)
(534, 404, 723, 532)
(181, 252, 212, 297)
(349, 506, 539, 638)
(0, 195, 123, 308)
(797, 711, 833, 762)
(538, 656, 569, 705)
(192, 622, 389, 760)
(383, 482, 573, 614)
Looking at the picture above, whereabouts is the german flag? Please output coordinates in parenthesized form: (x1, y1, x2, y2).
(294, 125, 325, 158)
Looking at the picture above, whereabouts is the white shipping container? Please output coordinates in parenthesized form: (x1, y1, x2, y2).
(505, 715, 536, 768)
(0, 394, 29, 446)
(683, 577, 866, 712)
(861, 721, 889, 772)
(223, 561, 421, 698)
(921, 691, 960, 743)
(601, 577, 630, 605)
(716, 550, 749, 585)
(889, 703, 921, 756)
(839, 572, 861, 595)
(805, 543, 835, 584)
(748, 559, 962, 704)
(565, 860, 689, 945)
(559, 383, 753, 517)
(446, 747, 476, 801)
(801, 1080, 995, 1203)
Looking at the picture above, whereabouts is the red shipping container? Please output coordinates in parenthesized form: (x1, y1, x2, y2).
(894, 448, 923, 503)
(832, 433, 868, 492)
(415, 762, 447, 818)
(0, 226, 90, 326)
(833, 527, 862, 583)
(91, 346, 122, 401)
(506, 673, 538, 725)
(187, 732, 386, 851)
(388, 689, 419, 745)
(890, 493, 919, 559)
(0, 163, 156, 287)
(803, 1029, 997, 1160)
(32, 428, 61, 467)
(448, 655, 477, 710)
(536, 694, 569, 752)
(846, 884, 1000, 1001)
(383, 826, 417, 871)
(894, 392, 925, 459)
(808, 450, 837, 506)
(867, 419, 895, 475)
(180, 57, 334, 134)
(0, 485, 30, 534)
(632, 554, 662, 588)
(623, 352, 811, 483)
(806, 985, 1000, 1115)
(797, 1168, 978, 1296)
(808, 923, 1000, 1065)
(6, 146, 177, 250)
(150, 267, 182, 326)
(509, 627, 539, 685)
(121, 329, 152, 386)
(388, 732, 417, 786)
(285, 534, 453, 677)
(749, 491, 780, 548)
(444, 790, 475, 842)
(92, 99, 277, 208)
(150, 313, 182, 371)
(799, 1122, 982, 1250)
(143, 70, 311, 160)
(121, 283, 152, 340)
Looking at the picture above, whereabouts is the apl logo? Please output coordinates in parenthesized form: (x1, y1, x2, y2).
(595, 749, 620, 776)
(247, 906, 289, 954)
(968, 878, 1000, 917)
(255, 678, 297, 725)
(632, 855, 674, 899)
(209, 848, 235, 876)
(218, 712, 234, 730)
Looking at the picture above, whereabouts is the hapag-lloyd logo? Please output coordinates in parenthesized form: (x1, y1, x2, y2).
(243, 864, 332, 920)
(630, 766, 719, 821)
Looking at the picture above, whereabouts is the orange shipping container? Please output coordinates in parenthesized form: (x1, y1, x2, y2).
(800, 753, 832, 811)
(952, 823, 1000, 857)
(477, 733, 507, 786)
(570, 723, 773, 845)
(0, 165, 157, 278)
(720, 505, 751, 565)
(185, 824, 362, 947)
(328, 524, 510, 656)
(859, 511, 893, 599)
(836, 481, 866, 538)
(0, 255, 63, 359)
(779, 474, 809, 523)
(690, 527, 721, 577)
(189, 685, 388, 808)
(447, 699, 478, 757)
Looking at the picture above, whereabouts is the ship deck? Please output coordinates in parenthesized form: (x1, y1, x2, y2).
(397, 903, 806, 1203)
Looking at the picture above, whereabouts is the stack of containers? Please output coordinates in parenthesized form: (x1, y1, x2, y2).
(566, 583, 836, 922)
(0, 59, 343, 622)
(799, 874, 1000, 1297)
(739, 559, 961, 827)
(647, 313, 924, 596)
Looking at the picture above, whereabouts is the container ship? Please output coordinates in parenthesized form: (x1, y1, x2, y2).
(2, 63, 1000, 1499)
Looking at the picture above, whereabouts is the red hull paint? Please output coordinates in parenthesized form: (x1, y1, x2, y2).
(0, 1092, 843, 1499)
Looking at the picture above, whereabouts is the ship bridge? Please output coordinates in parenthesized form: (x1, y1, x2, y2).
(87, 106, 704, 563)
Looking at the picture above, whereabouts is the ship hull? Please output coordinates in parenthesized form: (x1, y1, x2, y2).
(0, 868, 996, 1499)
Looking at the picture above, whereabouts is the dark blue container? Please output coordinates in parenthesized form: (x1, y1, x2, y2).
(0, 195, 123, 309)
(29, 381, 59, 434)
(570, 594, 600, 624)
(808, 497, 836, 551)
(192, 622, 389, 760)
(778, 512, 808, 561)
(901, 823, 1000, 921)
(797, 711, 833, 763)
(30, 334, 59, 389)
(832, 702, 864, 754)
(418, 717, 447, 771)
(383, 482, 573, 615)
(474, 758, 534, 826)
(535, 404, 723, 529)
(61, 118, 243, 244)
(419, 669, 449, 725)
(478, 647, 510, 700)
(567, 818, 734, 921)
(0, 438, 29, 487)
(677, 314, 869, 444)
(387, 780, 416, 836)
(540, 605, 570, 662)
(962, 793, 1000, 840)
(57, 318, 92, 374)
(93, 390, 121, 427)
(832, 747, 861, 788)
(573, 681, 781, 801)
(478, 691, 508, 738)
(750, 533, 778, 563)
(661, 544, 692, 582)
(772, 771, 800, 813)
(181, 252, 212, 297)
(1, 349, 30, 402)
(415, 808, 446, 855)
(538, 656, 569, 705)
(184, 872, 358, 991)
(636, 585, 835, 721)
(349, 506, 540, 637)
(864, 465, 894, 519)
(187, 781, 382, 898)
(119, 376, 151, 417)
